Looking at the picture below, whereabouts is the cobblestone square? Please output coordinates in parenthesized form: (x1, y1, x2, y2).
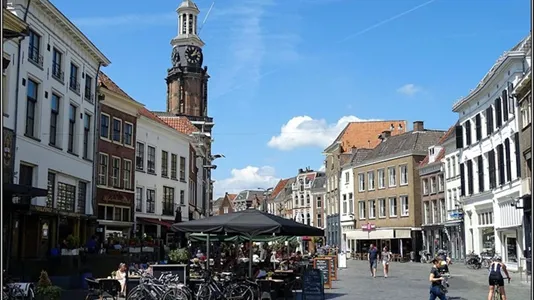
(322, 260, 531, 299)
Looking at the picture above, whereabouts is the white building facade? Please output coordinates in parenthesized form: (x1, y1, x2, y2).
(135, 109, 191, 241)
(453, 35, 530, 270)
(7, 0, 109, 213)
(339, 165, 355, 253)
(441, 132, 465, 260)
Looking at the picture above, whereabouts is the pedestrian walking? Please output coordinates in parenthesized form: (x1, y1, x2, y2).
(381, 246, 392, 278)
(368, 244, 378, 278)
(429, 258, 448, 300)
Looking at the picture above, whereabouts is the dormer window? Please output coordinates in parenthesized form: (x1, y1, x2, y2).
(398, 124, 403, 130)
(429, 147, 435, 155)
(390, 124, 394, 131)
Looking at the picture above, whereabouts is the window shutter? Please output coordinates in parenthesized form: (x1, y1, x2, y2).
(459, 163, 465, 196)
(502, 90, 509, 121)
(455, 125, 463, 149)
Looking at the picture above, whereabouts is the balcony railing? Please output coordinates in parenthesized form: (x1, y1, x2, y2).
(27, 46, 43, 68)
(69, 78, 80, 94)
(51, 63, 64, 83)
(84, 87, 94, 103)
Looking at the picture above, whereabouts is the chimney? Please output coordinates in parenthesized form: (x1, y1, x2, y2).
(379, 130, 391, 141)
(413, 121, 424, 132)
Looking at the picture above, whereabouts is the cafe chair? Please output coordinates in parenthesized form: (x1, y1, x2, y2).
(84, 278, 101, 300)
(99, 279, 122, 300)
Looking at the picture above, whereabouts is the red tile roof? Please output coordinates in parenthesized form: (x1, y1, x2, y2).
(98, 71, 135, 100)
(227, 194, 237, 201)
(139, 108, 175, 129)
(271, 179, 290, 198)
(419, 125, 456, 167)
(158, 116, 198, 135)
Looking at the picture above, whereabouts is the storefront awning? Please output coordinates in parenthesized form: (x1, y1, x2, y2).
(3, 183, 47, 197)
(346, 229, 395, 240)
(138, 217, 173, 228)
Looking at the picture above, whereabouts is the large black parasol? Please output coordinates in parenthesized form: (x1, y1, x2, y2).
(171, 209, 324, 238)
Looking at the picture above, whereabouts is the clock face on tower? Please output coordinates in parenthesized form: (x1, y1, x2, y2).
(185, 46, 203, 65)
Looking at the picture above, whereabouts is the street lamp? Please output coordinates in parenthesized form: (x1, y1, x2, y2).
(257, 187, 273, 212)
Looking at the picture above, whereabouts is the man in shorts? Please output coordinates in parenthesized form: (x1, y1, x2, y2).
(368, 244, 379, 278)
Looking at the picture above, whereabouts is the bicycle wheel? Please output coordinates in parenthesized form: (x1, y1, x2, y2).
(195, 283, 212, 300)
(482, 259, 490, 269)
(163, 288, 190, 300)
(127, 285, 146, 300)
(225, 283, 255, 300)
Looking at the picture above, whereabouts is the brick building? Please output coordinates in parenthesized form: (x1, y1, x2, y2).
(95, 72, 143, 239)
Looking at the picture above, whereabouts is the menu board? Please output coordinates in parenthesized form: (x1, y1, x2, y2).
(319, 255, 337, 281)
(313, 258, 332, 289)
(302, 269, 325, 300)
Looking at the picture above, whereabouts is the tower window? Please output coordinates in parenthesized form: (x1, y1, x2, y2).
(188, 14, 193, 34)
(182, 14, 187, 34)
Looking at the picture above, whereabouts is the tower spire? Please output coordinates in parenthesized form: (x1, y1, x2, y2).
(172, 0, 204, 47)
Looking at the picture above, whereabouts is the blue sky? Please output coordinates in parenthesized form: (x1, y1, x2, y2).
(52, 0, 530, 196)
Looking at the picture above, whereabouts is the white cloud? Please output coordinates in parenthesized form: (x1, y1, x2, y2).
(267, 115, 379, 151)
(318, 164, 326, 172)
(397, 83, 421, 96)
(213, 166, 280, 197)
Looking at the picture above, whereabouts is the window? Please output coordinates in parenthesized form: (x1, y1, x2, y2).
(514, 132, 521, 178)
(77, 182, 87, 213)
(400, 165, 408, 185)
(486, 106, 494, 135)
(49, 94, 60, 146)
(477, 155, 484, 193)
(467, 160, 474, 195)
(475, 114, 482, 141)
(47, 172, 55, 208)
(446, 159, 451, 178)
(400, 196, 409, 216)
(180, 190, 185, 205)
(440, 199, 446, 223)
(147, 146, 156, 173)
(69, 63, 80, 93)
(345, 172, 349, 183)
(28, 30, 42, 66)
(368, 200, 376, 219)
(464, 120, 472, 146)
(135, 187, 143, 212)
(377, 169, 385, 189)
(68, 104, 76, 153)
(497, 144, 505, 185)
(98, 206, 131, 222)
(163, 187, 175, 216)
(100, 114, 110, 139)
(459, 163, 465, 196)
(438, 174, 444, 192)
(123, 159, 132, 189)
(146, 189, 155, 213)
(111, 157, 121, 187)
(136, 142, 145, 170)
(171, 154, 178, 179)
(84, 74, 93, 102)
(358, 173, 365, 191)
(367, 171, 375, 190)
(422, 178, 429, 194)
(378, 198, 386, 218)
(306, 213, 311, 226)
(358, 201, 366, 219)
(57, 182, 76, 212)
(389, 197, 397, 217)
(424, 202, 431, 224)
(123, 122, 133, 146)
(431, 200, 438, 223)
(348, 193, 353, 214)
(224, 207, 229, 214)
(504, 139, 512, 183)
(51, 48, 63, 81)
(112, 118, 122, 142)
(495, 98, 503, 128)
(25, 79, 38, 137)
(502, 90, 509, 121)
(98, 154, 108, 185)
(161, 151, 169, 177)
(83, 113, 91, 158)
(388, 167, 396, 187)
(342, 194, 347, 214)
(521, 96, 532, 128)
(317, 214, 322, 227)
(430, 177, 437, 193)
(452, 156, 456, 177)
(179, 156, 186, 180)
(317, 196, 322, 208)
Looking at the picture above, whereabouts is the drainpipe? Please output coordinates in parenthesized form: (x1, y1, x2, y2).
(92, 65, 102, 218)
(7, 0, 31, 274)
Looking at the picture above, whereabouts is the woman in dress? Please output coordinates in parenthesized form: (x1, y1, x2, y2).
(115, 263, 127, 296)
(381, 246, 392, 278)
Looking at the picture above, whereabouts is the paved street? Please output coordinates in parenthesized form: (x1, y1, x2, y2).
(323, 260, 531, 299)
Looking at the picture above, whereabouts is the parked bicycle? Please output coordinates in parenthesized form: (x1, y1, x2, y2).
(465, 251, 482, 269)
(194, 269, 258, 300)
(126, 268, 192, 300)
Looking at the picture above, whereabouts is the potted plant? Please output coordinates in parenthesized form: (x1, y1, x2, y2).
(128, 237, 141, 253)
(35, 270, 62, 300)
(142, 236, 155, 252)
(169, 248, 190, 264)
(110, 271, 117, 279)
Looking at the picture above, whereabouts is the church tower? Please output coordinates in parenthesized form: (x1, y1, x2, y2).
(166, 0, 212, 134)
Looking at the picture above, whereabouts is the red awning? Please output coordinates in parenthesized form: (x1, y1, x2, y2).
(137, 217, 173, 228)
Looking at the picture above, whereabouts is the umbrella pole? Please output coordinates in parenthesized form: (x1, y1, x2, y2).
(206, 235, 210, 271)
(249, 238, 253, 278)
